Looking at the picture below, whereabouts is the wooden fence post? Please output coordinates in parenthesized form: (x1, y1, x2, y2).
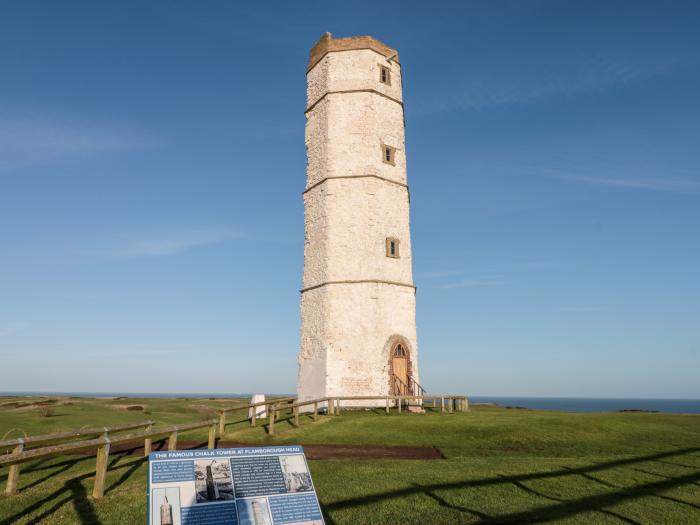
(268, 406, 275, 436)
(92, 439, 111, 499)
(219, 412, 226, 435)
(168, 431, 178, 451)
(441, 397, 445, 414)
(144, 424, 152, 457)
(336, 398, 340, 415)
(4, 441, 23, 495)
(251, 406, 257, 427)
(208, 423, 217, 449)
(398, 397, 402, 414)
(313, 402, 318, 420)
(293, 406, 299, 427)
(449, 398, 454, 413)
(462, 397, 469, 412)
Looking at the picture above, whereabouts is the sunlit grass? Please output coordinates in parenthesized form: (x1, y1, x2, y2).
(1, 398, 699, 524)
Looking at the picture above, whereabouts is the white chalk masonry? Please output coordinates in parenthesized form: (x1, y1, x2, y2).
(298, 33, 419, 407)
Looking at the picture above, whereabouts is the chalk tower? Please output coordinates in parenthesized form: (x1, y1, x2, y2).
(298, 33, 420, 407)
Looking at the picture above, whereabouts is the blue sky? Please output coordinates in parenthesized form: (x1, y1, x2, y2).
(1, 1, 699, 397)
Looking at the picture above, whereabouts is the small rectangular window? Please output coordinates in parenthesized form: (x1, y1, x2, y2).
(382, 145, 395, 166)
(386, 237, 400, 258)
(379, 65, 391, 85)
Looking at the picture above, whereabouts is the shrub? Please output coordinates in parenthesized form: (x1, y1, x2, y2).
(39, 407, 54, 417)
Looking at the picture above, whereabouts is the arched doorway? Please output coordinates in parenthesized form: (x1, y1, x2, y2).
(391, 342, 409, 395)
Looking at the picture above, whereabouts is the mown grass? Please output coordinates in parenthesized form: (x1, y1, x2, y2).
(0, 396, 245, 439)
(1, 397, 699, 524)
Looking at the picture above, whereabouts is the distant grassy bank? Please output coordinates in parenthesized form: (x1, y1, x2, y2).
(1, 396, 699, 524)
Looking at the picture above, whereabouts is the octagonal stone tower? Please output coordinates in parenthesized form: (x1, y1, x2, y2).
(298, 33, 420, 407)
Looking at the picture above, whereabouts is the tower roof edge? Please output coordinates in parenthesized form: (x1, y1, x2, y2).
(308, 33, 399, 72)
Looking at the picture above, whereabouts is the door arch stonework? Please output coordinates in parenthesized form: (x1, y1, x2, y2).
(384, 334, 413, 394)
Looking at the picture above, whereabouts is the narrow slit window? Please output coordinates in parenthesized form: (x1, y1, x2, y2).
(386, 237, 400, 258)
(383, 145, 395, 165)
(380, 65, 391, 85)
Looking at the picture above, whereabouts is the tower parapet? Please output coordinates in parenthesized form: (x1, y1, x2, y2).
(308, 32, 399, 71)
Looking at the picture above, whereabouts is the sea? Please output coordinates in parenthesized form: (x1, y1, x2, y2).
(469, 396, 700, 414)
(2, 392, 700, 414)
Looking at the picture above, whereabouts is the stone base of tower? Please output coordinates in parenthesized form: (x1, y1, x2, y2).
(297, 282, 419, 411)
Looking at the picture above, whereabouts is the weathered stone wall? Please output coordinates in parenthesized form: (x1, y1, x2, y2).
(301, 182, 329, 287)
(303, 178, 412, 286)
(299, 34, 418, 407)
(298, 287, 329, 401)
(307, 48, 403, 108)
(324, 283, 419, 396)
(305, 50, 404, 189)
(327, 92, 406, 184)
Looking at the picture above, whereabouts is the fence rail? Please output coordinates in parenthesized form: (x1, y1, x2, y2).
(0, 420, 155, 451)
(218, 397, 296, 434)
(1, 393, 468, 499)
(1, 419, 217, 498)
(264, 395, 469, 435)
(219, 396, 296, 414)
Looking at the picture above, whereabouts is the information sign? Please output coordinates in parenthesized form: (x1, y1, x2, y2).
(148, 446, 324, 525)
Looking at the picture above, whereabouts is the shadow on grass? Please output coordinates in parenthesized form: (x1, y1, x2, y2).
(104, 456, 147, 496)
(627, 465, 700, 487)
(220, 408, 342, 436)
(5, 443, 700, 524)
(257, 412, 322, 435)
(415, 483, 492, 521)
(20, 457, 91, 492)
(322, 447, 700, 524)
(1, 478, 100, 525)
(221, 416, 252, 429)
(0, 456, 142, 525)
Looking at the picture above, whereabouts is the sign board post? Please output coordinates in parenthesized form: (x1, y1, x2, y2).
(148, 446, 324, 525)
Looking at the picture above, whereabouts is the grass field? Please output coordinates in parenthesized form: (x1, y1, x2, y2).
(1, 396, 699, 524)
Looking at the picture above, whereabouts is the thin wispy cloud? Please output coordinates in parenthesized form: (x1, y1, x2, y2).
(419, 53, 690, 114)
(0, 114, 163, 170)
(440, 279, 501, 290)
(559, 306, 602, 313)
(77, 348, 194, 358)
(92, 228, 245, 260)
(548, 172, 700, 192)
(420, 261, 562, 280)
(534, 166, 700, 193)
(416, 270, 463, 279)
(0, 322, 29, 337)
(422, 261, 558, 290)
(487, 260, 565, 271)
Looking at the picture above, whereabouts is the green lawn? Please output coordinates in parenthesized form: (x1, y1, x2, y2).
(1, 397, 699, 524)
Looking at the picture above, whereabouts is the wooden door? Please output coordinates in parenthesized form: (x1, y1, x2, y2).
(392, 343, 409, 395)
(393, 357, 408, 393)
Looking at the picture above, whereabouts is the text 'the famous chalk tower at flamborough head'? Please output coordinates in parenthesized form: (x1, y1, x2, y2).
(298, 33, 421, 406)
